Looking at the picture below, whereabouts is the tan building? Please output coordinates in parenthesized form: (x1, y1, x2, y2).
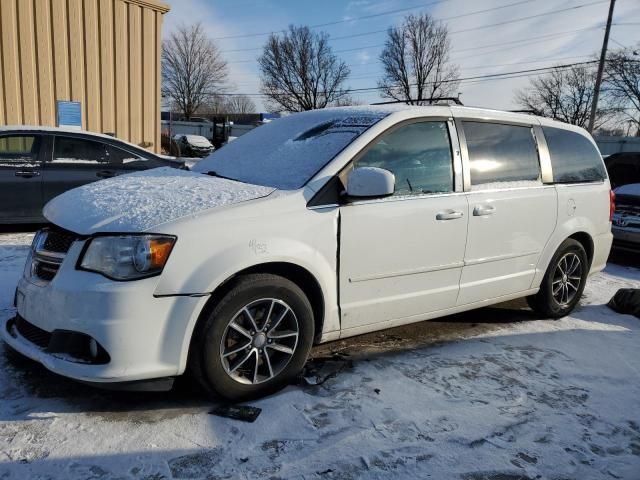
(0, 0, 170, 152)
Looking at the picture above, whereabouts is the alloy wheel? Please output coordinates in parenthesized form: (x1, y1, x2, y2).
(219, 298, 299, 385)
(552, 252, 582, 307)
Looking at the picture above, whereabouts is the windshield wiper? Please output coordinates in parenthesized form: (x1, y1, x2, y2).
(206, 171, 236, 181)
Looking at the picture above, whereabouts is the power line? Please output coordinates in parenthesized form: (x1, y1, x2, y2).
(230, 55, 593, 87)
(212, 0, 449, 41)
(329, 0, 607, 41)
(219, 0, 534, 52)
(223, 1, 609, 64)
(334, 25, 601, 57)
(215, 60, 601, 97)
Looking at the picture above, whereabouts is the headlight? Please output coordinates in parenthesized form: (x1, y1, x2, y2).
(79, 235, 176, 280)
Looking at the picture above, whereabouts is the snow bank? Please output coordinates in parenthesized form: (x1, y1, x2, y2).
(43, 167, 274, 234)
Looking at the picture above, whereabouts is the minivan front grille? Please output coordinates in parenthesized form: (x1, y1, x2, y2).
(31, 228, 77, 283)
(42, 229, 76, 253)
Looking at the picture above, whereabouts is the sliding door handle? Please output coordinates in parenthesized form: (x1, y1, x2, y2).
(473, 205, 496, 216)
(436, 210, 464, 220)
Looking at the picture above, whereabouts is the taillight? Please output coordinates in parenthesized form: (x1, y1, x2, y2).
(609, 190, 616, 222)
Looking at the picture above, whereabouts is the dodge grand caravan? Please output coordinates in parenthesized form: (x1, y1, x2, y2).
(3, 106, 613, 400)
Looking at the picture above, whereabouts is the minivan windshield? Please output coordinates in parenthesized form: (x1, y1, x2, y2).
(192, 109, 389, 190)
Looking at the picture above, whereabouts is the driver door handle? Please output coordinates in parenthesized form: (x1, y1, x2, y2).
(473, 205, 496, 216)
(15, 170, 40, 178)
(436, 210, 464, 220)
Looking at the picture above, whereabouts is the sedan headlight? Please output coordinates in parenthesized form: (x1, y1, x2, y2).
(79, 235, 176, 280)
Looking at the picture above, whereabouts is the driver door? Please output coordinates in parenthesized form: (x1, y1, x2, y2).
(339, 120, 468, 331)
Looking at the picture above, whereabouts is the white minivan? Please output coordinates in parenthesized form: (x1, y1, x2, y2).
(3, 106, 613, 400)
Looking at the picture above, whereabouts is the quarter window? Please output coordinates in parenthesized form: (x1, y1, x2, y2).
(463, 121, 541, 188)
(542, 126, 606, 183)
(0, 135, 41, 166)
(105, 145, 144, 166)
(354, 121, 454, 196)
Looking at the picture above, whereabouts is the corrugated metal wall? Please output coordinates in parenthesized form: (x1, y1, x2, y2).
(0, 0, 169, 152)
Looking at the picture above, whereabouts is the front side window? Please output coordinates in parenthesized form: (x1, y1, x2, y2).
(354, 121, 454, 196)
(0, 135, 41, 166)
(543, 126, 606, 183)
(53, 137, 109, 165)
(463, 121, 540, 189)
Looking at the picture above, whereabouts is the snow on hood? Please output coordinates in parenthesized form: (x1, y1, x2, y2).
(43, 167, 275, 234)
(614, 183, 640, 196)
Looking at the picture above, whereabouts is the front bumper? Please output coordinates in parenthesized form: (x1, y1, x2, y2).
(1, 241, 208, 384)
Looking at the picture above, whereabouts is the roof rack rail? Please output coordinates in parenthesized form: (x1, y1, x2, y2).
(370, 97, 463, 106)
(509, 109, 538, 115)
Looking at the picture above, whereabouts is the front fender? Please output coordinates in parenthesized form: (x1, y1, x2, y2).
(153, 204, 341, 370)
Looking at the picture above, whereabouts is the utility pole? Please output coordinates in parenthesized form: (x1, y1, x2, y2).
(588, 0, 616, 133)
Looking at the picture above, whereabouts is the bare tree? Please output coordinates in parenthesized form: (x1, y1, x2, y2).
(378, 13, 459, 105)
(515, 64, 618, 129)
(605, 48, 640, 135)
(332, 94, 363, 107)
(225, 95, 257, 114)
(162, 23, 228, 120)
(258, 25, 351, 112)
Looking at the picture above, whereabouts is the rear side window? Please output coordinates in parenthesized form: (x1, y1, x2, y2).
(53, 137, 108, 164)
(463, 122, 540, 188)
(543, 127, 606, 183)
(0, 135, 41, 166)
(354, 121, 453, 196)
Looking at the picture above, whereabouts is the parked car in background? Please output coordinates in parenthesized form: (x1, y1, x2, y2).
(4, 106, 612, 401)
(604, 152, 640, 189)
(612, 182, 640, 251)
(604, 152, 640, 251)
(172, 134, 214, 157)
(0, 127, 185, 223)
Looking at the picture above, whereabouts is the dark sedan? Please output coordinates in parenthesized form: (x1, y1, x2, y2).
(0, 127, 184, 223)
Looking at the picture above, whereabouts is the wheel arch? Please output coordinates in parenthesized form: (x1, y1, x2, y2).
(567, 231, 594, 267)
(532, 228, 597, 289)
(189, 262, 326, 357)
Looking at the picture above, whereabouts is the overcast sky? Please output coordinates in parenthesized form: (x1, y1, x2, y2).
(162, 0, 640, 112)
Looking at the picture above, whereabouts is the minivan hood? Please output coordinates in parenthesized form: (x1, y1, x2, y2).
(43, 167, 275, 235)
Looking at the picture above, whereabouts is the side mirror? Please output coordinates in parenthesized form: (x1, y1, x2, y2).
(346, 167, 395, 198)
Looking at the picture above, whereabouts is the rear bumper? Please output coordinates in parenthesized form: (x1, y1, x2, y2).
(590, 231, 614, 274)
(612, 225, 640, 251)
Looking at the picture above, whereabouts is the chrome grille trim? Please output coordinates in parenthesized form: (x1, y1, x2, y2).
(30, 228, 77, 283)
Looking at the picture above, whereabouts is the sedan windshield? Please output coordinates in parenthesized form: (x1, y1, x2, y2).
(192, 108, 389, 190)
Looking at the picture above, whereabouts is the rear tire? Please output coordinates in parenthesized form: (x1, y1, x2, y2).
(189, 274, 314, 402)
(527, 239, 589, 318)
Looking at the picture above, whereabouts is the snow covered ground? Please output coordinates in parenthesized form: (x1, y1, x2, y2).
(0, 232, 639, 479)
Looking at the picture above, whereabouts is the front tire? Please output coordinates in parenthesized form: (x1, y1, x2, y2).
(190, 274, 314, 401)
(527, 239, 589, 318)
